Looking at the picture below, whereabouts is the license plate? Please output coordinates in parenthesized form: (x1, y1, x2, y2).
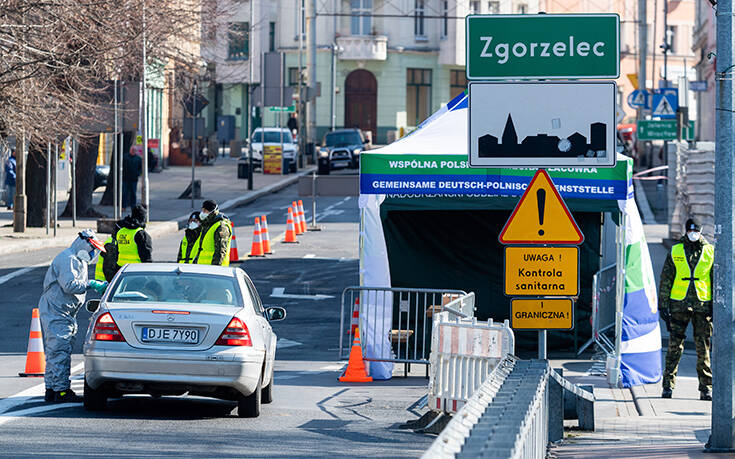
(333, 160, 349, 168)
(141, 327, 199, 344)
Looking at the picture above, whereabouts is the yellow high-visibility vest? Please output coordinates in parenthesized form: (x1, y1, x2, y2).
(669, 243, 714, 301)
(178, 234, 201, 264)
(195, 220, 231, 266)
(116, 227, 142, 266)
(94, 237, 112, 280)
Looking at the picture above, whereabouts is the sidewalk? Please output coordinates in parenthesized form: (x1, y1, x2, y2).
(550, 351, 714, 458)
(0, 157, 315, 255)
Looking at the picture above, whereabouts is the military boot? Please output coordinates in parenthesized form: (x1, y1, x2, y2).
(54, 388, 82, 403)
(700, 389, 712, 401)
(661, 387, 672, 398)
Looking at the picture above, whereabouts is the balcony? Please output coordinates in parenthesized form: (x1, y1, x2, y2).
(336, 35, 388, 61)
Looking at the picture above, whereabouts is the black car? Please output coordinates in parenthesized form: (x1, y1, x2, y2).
(317, 129, 370, 172)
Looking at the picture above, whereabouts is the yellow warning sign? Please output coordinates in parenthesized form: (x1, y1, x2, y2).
(499, 169, 584, 245)
(511, 298, 574, 330)
(627, 73, 639, 90)
(505, 246, 578, 296)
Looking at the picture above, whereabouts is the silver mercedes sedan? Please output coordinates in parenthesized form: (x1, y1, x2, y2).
(82, 263, 285, 418)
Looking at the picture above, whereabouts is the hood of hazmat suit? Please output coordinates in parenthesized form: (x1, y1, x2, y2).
(38, 236, 93, 391)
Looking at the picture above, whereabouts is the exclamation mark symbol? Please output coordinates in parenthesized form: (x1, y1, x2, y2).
(537, 189, 546, 236)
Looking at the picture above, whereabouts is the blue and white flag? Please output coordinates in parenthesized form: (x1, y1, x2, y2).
(618, 177, 662, 387)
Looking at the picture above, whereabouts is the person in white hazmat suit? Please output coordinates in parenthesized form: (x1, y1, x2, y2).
(39, 229, 108, 403)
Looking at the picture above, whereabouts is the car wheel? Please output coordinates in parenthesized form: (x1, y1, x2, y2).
(238, 373, 262, 418)
(262, 368, 274, 404)
(290, 163, 297, 174)
(83, 377, 107, 411)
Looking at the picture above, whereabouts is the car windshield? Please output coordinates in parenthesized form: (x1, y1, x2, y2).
(108, 273, 244, 307)
(252, 131, 293, 144)
(323, 131, 362, 147)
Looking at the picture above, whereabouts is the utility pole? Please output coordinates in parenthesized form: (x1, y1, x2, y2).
(141, 0, 149, 220)
(636, 0, 647, 156)
(306, 0, 317, 156)
(298, 0, 304, 166)
(710, 0, 735, 449)
(13, 135, 25, 232)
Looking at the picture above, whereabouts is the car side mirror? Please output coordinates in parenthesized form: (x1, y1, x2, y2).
(266, 307, 286, 321)
(86, 299, 101, 313)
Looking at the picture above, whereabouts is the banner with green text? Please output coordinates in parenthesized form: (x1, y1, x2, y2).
(360, 153, 631, 200)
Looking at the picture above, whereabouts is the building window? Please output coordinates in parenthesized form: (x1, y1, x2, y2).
(516, 3, 528, 13)
(414, 0, 426, 37)
(450, 70, 467, 99)
(288, 67, 301, 86)
(407, 68, 432, 126)
(227, 22, 249, 60)
(269, 22, 276, 52)
(470, 1, 480, 14)
(488, 1, 500, 13)
(351, 0, 372, 35)
(295, 0, 305, 40)
(441, 1, 448, 38)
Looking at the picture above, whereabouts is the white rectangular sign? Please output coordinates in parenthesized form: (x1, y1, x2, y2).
(468, 82, 617, 168)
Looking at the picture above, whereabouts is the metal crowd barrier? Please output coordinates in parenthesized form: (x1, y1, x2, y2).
(578, 264, 617, 356)
(428, 312, 515, 414)
(423, 358, 595, 459)
(339, 287, 469, 376)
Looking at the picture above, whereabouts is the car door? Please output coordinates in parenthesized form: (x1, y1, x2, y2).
(242, 274, 276, 375)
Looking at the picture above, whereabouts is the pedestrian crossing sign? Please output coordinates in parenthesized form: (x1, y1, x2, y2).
(652, 90, 678, 119)
(627, 89, 648, 109)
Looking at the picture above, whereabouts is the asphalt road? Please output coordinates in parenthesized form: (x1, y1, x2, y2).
(0, 184, 434, 458)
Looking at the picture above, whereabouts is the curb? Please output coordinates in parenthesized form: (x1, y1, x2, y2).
(0, 167, 315, 257)
(629, 385, 655, 417)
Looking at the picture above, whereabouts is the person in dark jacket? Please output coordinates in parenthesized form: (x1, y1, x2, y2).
(105, 205, 152, 279)
(192, 200, 231, 266)
(122, 148, 142, 213)
(177, 212, 201, 263)
(5, 150, 16, 210)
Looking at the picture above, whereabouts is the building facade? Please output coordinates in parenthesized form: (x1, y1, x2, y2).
(692, 0, 716, 141)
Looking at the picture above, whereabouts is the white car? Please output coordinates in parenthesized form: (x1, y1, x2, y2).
(248, 128, 298, 173)
(82, 263, 285, 418)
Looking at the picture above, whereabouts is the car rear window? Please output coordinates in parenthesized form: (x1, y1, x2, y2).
(108, 273, 245, 307)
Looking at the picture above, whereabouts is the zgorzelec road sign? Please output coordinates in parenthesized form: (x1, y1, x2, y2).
(510, 298, 574, 330)
(465, 14, 620, 79)
(469, 81, 617, 168)
(637, 120, 695, 141)
(505, 247, 579, 296)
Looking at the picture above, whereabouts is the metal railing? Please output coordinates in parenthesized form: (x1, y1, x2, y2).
(428, 312, 515, 414)
(339, 287, 469, 375)
(578, 263, 617, 356)
(424, 358, 595, 459)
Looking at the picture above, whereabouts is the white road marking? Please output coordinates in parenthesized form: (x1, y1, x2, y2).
(277, 338, 303, 349)
(303, 254, 316, 258)
(246, 211, 270, 218)
(0, 262, 49, 287)
(270, 287, 334, 300)
(275, 375, 300, 380)
(0, 362, 85, 423)
(320, 364, 345, 371)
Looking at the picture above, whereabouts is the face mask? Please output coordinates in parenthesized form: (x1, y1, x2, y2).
(188, 221, 200, 230)
(687, 231, 701, 242)
(77, 250, 92, 263)
(199, 211, 209, 220)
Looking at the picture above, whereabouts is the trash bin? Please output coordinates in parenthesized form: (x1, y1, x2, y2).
(237, 159, 249, 179)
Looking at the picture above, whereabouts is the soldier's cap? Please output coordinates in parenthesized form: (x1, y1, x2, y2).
(685, 218, 701, 232)
(79, 229, 106, 253)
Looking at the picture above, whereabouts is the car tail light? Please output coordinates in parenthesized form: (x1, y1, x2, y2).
(92, 313, 125, 342)
(215, 317, 252, 346)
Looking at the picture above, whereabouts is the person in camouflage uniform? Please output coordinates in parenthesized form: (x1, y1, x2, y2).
(658, 218, 714, 401)
(192, 200, 232, 266)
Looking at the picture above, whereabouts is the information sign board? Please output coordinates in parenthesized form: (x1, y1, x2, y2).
(263, 145, 283, 174)
(510, 298, 574, 330)
(505, 247, 579, 296)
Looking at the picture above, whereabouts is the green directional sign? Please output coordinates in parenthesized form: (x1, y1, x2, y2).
(637, 120, 695, 141)
(466, 14, 620, 79)
(268, 106, 295, 112)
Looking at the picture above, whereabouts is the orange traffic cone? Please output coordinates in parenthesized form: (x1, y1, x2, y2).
(292, 201, 304, 235)
(347, 297, 359, 335)
(339, 327, 372, 383)
(283, 208, 299, 243)
(229, 230, 240, 262)
(297, 200, 307, 234)
(248, 217, 265, 257)
(261, 215, 273, 254)
(19, 308, 45, 377)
